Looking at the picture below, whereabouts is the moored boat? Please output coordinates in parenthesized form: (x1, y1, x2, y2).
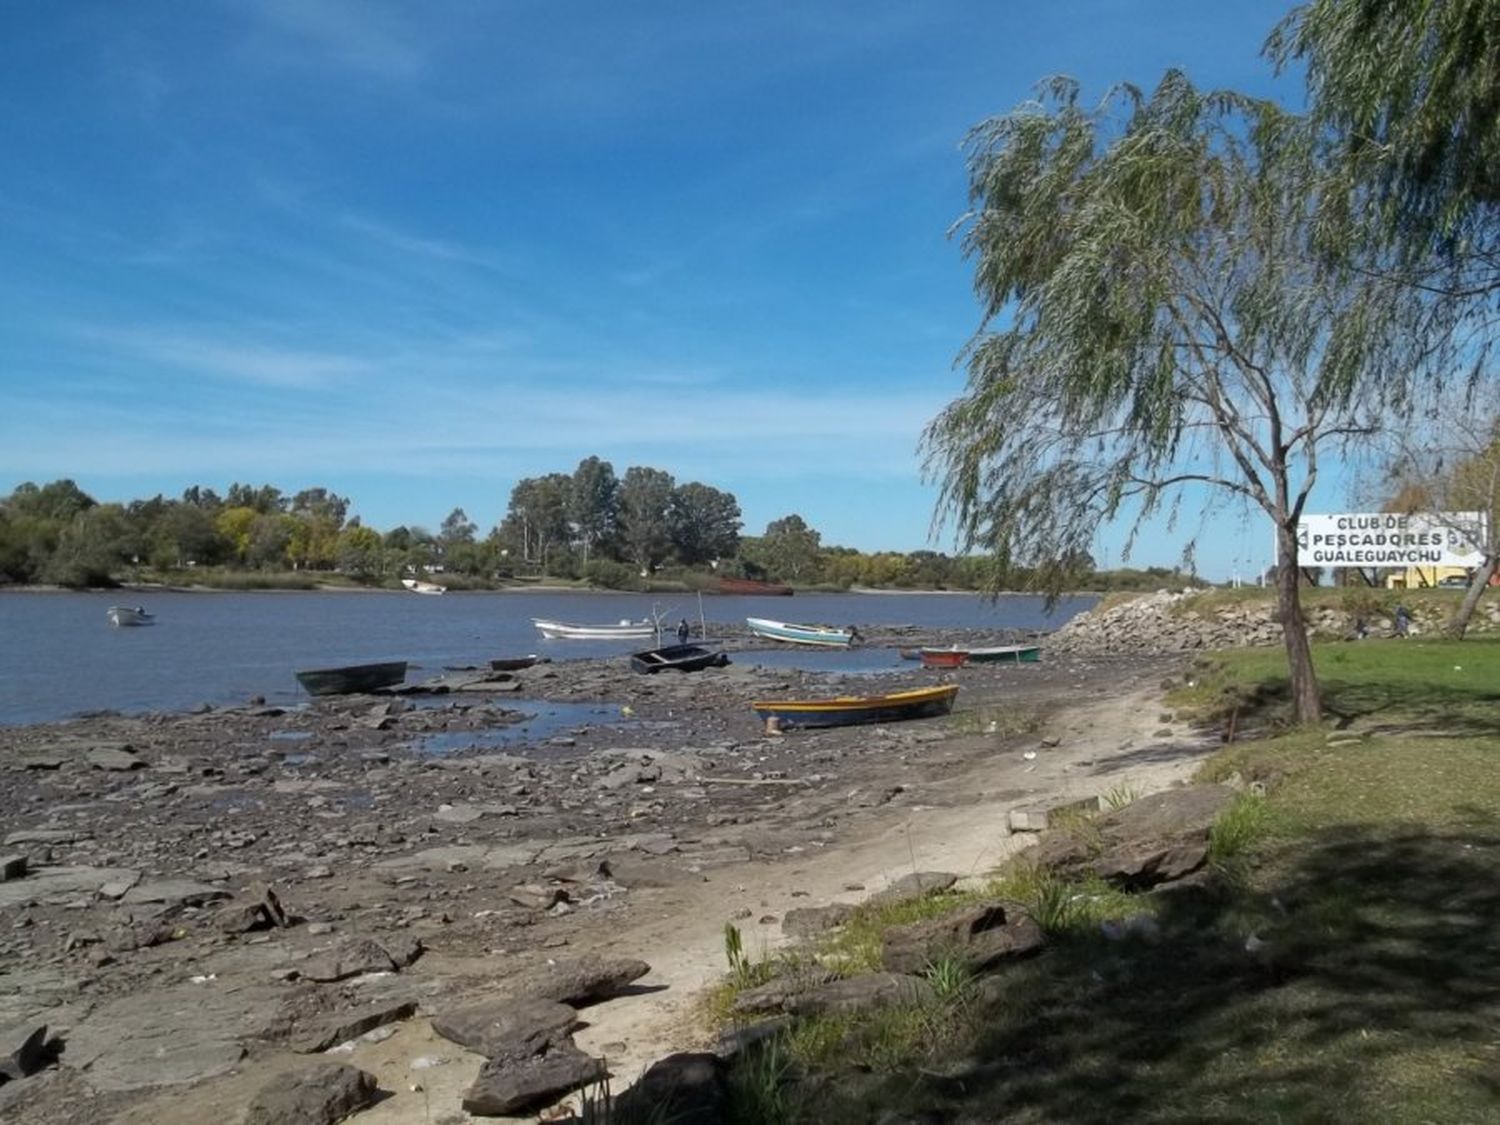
(751, 683, 959, 730)
(918, 648, 968, 668)
(745, 616, 858, 648)
(401, 578, 447, 595)
(295, 660, 408, 696)
(897, 647, 922, 661)
(629, 643, 731, 674)
(716, 577, 794, 596)
(533, 617, 656, 640)
(488, 654, 548, 672)
(966, 644, 1042, 664)
(107, 605, 154, 627)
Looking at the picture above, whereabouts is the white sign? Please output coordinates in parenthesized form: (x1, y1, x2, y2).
(1294, 512, 1487, 567)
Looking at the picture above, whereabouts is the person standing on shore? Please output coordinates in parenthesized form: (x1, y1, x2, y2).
(677, 618, 690, 644)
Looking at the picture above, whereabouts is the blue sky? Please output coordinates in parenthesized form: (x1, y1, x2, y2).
(0, 1, 1303, 578)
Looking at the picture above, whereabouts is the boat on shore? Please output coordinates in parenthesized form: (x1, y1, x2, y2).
(919, 648, 968, 668)
(920, 644, 1041, 667)
(488, 654, 548, 672)
(533, 618, 657, 640)
(751, 683, 958, 730)
(967, 644, 1041, 664)
(106, 606, 154, 627)
(294, 660, 408, 696)
(745, 616, 858, 648)
(716, 577, 794, 596)
(629, 643, 731, 674)
(401, 578, 447, 595)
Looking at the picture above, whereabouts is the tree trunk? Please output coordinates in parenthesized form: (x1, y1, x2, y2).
(1276, 523, 1323, 723)
(1444, 553, 1497, 639)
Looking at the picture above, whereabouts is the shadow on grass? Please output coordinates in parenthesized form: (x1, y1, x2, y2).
(795, 827, 1500, 1122)
(1225, 674, 1500, 739)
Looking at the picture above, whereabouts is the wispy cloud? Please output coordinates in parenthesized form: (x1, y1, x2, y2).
(73, 325, 375, 389)
(233, 0, 426, 79)
(339, 213, 508, 272)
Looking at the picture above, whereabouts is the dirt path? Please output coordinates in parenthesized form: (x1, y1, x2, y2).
(337, 677, 1217, 1123)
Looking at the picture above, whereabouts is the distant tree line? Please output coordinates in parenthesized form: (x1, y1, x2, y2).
(0, 468, 1198, 592)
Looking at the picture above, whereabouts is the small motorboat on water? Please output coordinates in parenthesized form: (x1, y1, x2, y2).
(751, 683, 958, 730)
(294, 661, 408, 696)
(533, 618, 656, 640)
(107, 605, 154, 627)
(629, 643, 731, 674)
(401, 578, 447, 595)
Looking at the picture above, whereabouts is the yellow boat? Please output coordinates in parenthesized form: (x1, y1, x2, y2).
(750, 683, 958, 729)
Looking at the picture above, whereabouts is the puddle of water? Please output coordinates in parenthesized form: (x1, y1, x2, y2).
(269, 730, 314, 742)
(403, 699, 642, 756)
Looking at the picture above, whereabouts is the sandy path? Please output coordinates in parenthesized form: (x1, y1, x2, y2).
(333, 678, 1217, 1123)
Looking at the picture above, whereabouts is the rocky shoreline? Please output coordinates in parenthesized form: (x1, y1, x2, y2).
(0, 617, 1209, 1123)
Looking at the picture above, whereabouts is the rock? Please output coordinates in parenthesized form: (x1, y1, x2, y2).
(0, 1024, 57, 1082)
(3, 829, 88, 846)
(880, 901, 1044, 975)
(785, 973, 936, 1016)
(1028, 785, 1235, 889)
(511, 955, 650, 1005)
(294, 999, 418, 1053)
(0, 855, 26, 882)
(244, 1062, 377, 1125)
(611, 1052, 728, 1124)
(300, 939, 398, 983)
(729, 967, 840, 1015)
(462, 1039, 604, 1116)
(868, 872, 957, 906)
(121, 879, 231, 907)
(435, 803, 484, 824)
(215, 884, 289, 933)
(375, 936, 417, 968)
(782, 903, 855, 938)
(0, 866, 140, 909)
(86, 745, 143, 771)
(432, 997, 579, 1058)
(65, 983, 283, 1090)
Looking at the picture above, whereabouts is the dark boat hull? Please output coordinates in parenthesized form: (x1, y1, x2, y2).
(751, 684, 958, 729)
(630, 644, 731, 674)
(295, 660, 408, 696)
(919, 649, 969, 668)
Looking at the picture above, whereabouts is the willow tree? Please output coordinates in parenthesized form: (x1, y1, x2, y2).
(924, 72, 1434, 722)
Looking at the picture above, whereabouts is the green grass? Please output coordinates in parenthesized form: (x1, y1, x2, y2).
(703, 633, 1500, 1123)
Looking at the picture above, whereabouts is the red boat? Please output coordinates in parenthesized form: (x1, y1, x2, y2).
(918, 648, 969, 669)
(717, 577, 794, 596)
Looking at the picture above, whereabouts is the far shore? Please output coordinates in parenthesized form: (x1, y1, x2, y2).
(0, 581, 1105, 597)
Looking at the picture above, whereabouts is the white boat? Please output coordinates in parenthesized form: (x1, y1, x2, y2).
(107, 605, 154, 627)
(533, 617, 656, 640)
(745, 616, 857, 647)
(401, 578, 447, 595)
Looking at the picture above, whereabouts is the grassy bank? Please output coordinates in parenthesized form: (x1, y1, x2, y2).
(691, 636, 1500, 1123)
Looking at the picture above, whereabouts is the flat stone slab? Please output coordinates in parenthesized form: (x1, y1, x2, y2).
(374, 843, 544, 873)
(881, 900, 1044, 974)
(0, 866, 140, 909)
(293, 999, 418, 1053)
(432, 997, 578, 1058)
(462, 1039, 604, 1116)
(244, 1061, 377, 1125)
(66, 983, 284, 1091)
(507, 955, 651, 1006)
(784, 973, 935, 1016)
(868, 872, 958, 906)
(121, 879, 232, 907)
(4, 829, 91, 846)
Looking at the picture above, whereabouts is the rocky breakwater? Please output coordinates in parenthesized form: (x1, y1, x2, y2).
(1043, 588, 1497, 655)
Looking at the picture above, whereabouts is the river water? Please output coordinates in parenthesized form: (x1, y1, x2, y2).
(0, 589, 1096, 726)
